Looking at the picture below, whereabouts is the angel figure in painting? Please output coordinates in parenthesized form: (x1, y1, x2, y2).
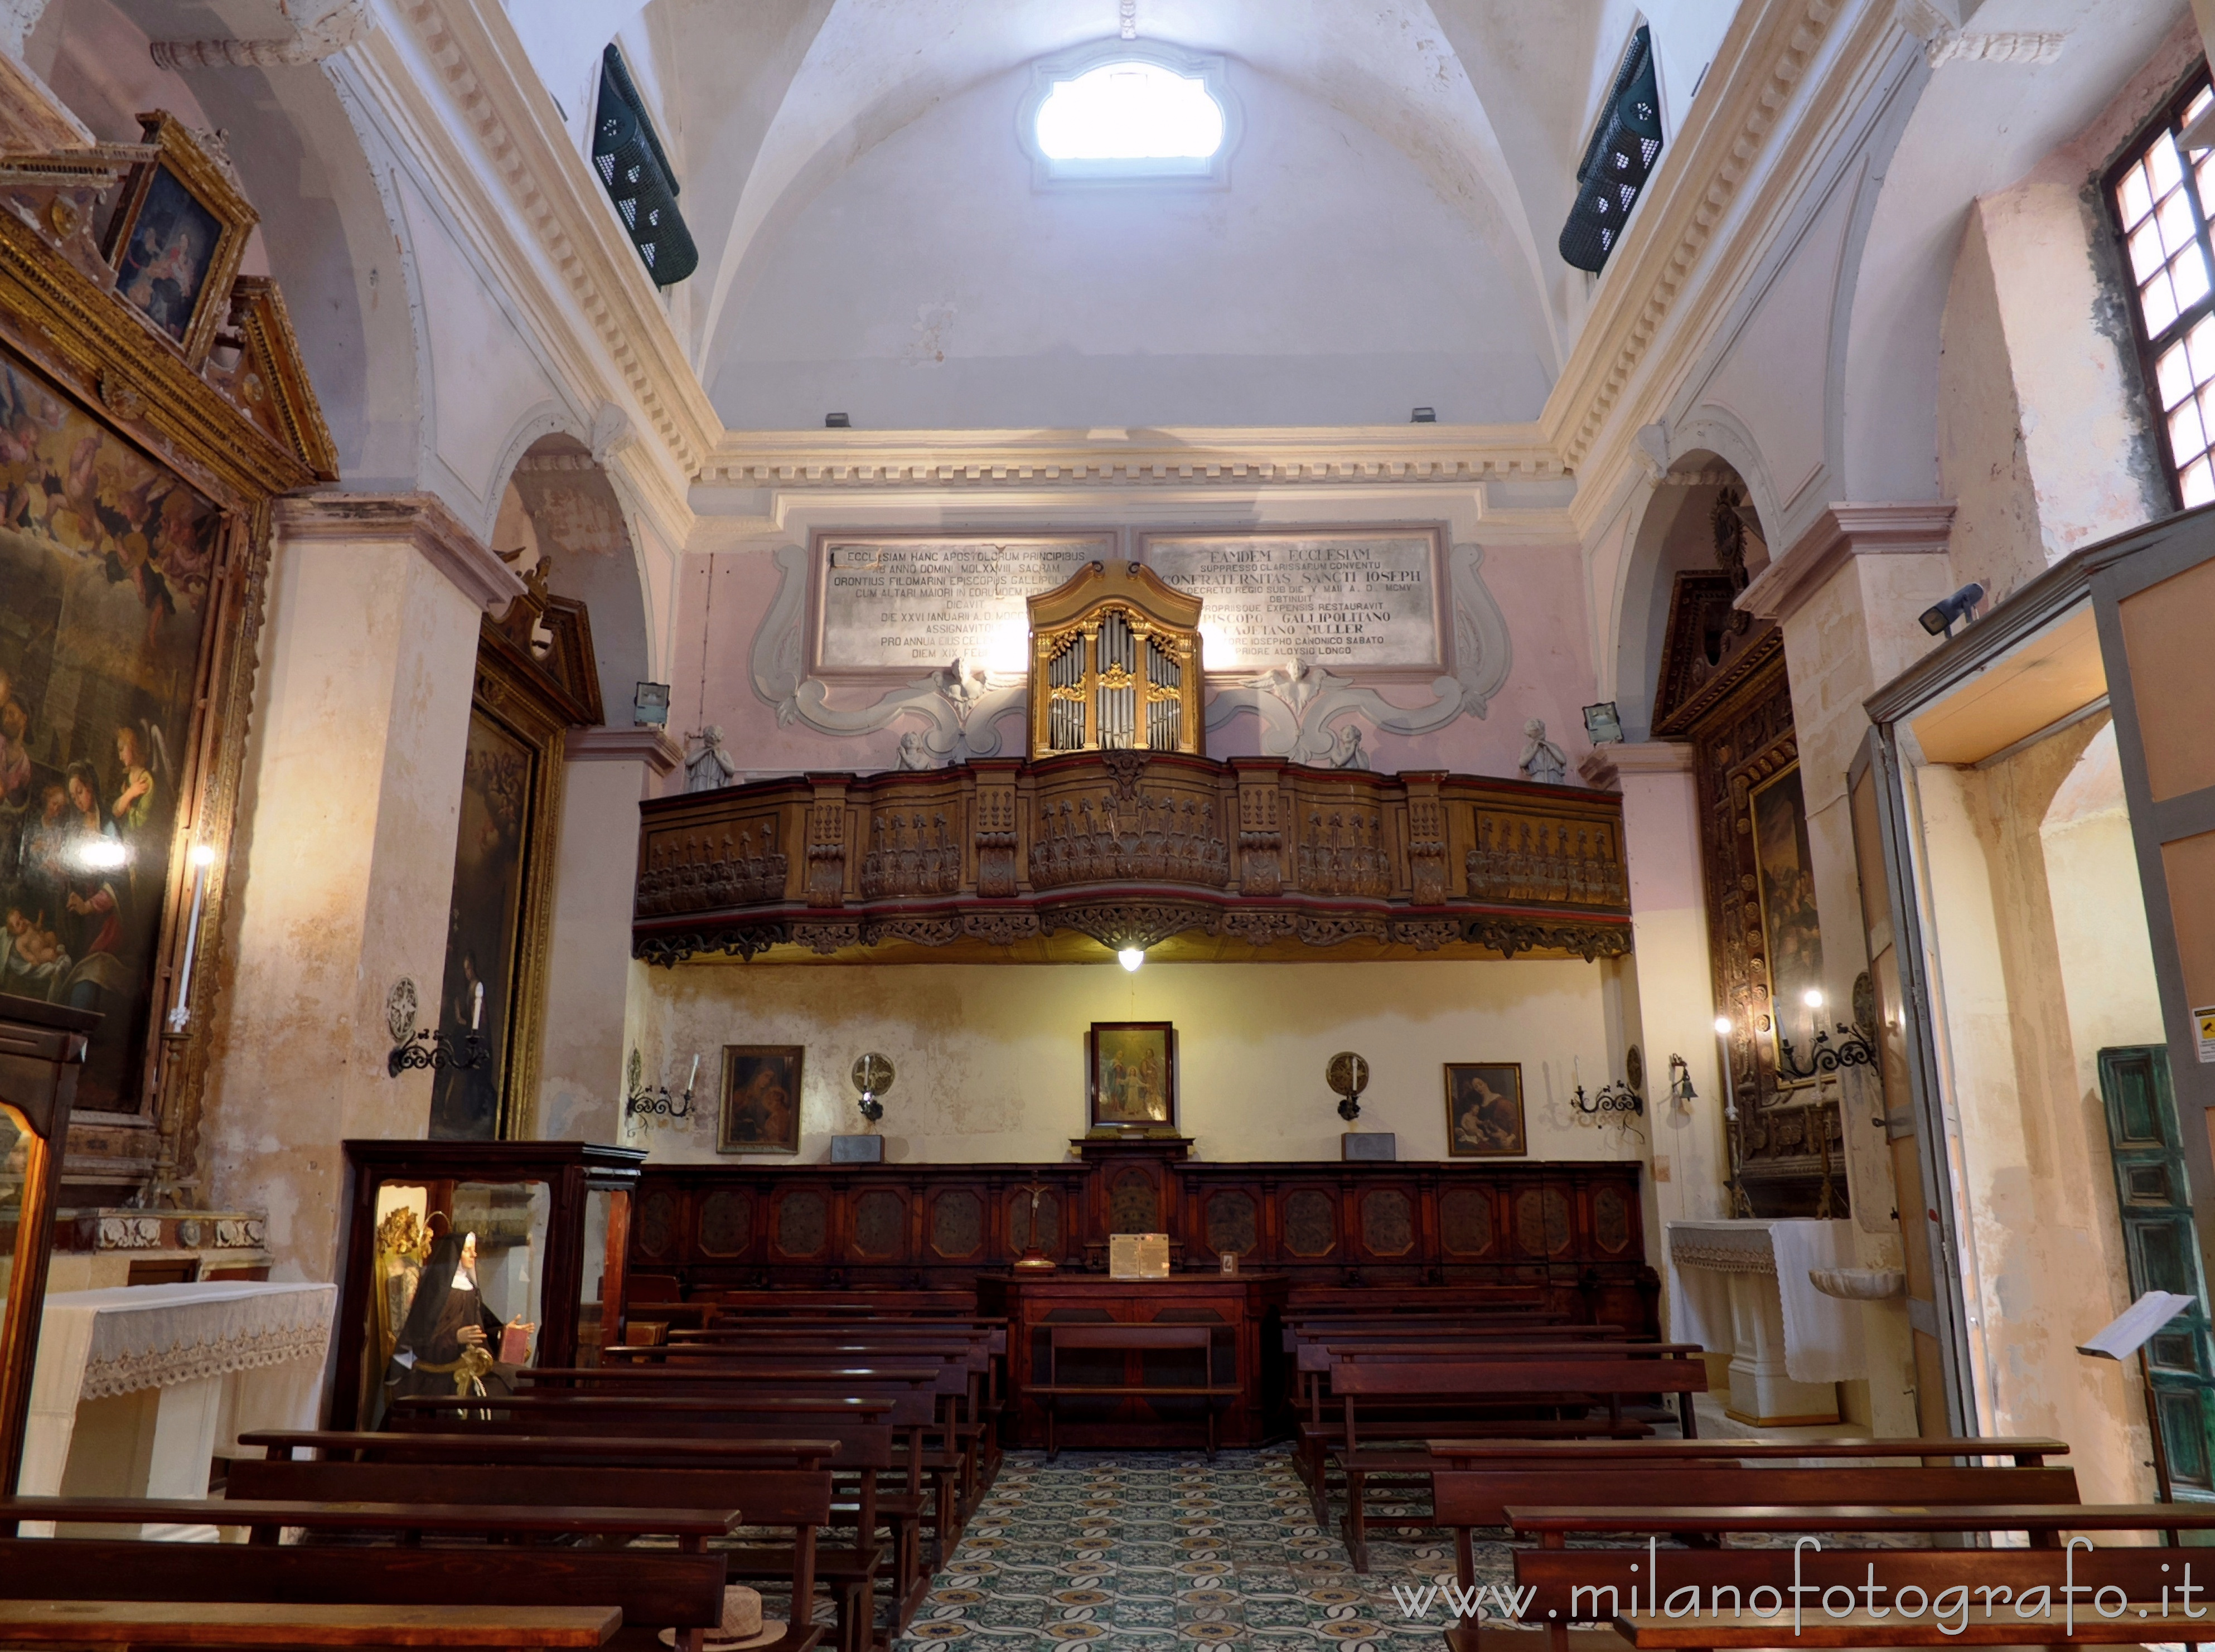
(382, 1230, 535, 1407)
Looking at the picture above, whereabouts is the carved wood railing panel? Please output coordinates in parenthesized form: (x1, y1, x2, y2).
(633, 754, 1632, 965)
(626, 1151, 1659, 1334)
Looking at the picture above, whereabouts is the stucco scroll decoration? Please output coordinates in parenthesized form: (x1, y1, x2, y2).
(751, 540, 1512, 766)
(751, 542, 1023, 767)
(1202, 542, 1513, 763)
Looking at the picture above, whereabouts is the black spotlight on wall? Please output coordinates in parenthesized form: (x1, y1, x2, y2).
(1919, 582, 1986, 639)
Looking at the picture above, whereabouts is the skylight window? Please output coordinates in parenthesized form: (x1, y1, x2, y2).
(1036, 62, 1224, 162)
(1020, 45, 1237, 187)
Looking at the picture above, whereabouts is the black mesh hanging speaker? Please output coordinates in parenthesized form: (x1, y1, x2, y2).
(1558, 26, 1663, 275)
(593, 45, 699, 287)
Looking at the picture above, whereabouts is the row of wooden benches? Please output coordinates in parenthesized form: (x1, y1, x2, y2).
(2, 1300, 1017, 1652)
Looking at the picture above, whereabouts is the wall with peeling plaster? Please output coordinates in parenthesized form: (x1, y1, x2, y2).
(1910, 719, 2161, 1504)
(620, 957, 1642, 1170)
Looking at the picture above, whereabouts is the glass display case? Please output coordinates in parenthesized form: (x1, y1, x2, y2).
(330, 1141, 644, 1429)
(0, 993, 96, 1491)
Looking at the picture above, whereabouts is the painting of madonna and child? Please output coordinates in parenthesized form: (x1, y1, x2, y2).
(0, 349, 223, 1112)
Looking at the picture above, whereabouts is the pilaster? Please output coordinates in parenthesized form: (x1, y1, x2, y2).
(201, 495, 497, 1281)
(1580, 740, 1730, 1329)
(538, 728, 679, 1146)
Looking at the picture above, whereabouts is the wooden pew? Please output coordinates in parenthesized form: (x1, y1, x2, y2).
(0, 1601, 620, 1649)
(389, 1389, 898, 1651)
(241, 1429, 843, 1469)
(1027, 1325, 1245, 1461)
(0, 1495, 741, 1548)
(515, 1363, 962, 1630)
(0, 1543, 721, 1652)
(1322, 1351, 1709, 1569)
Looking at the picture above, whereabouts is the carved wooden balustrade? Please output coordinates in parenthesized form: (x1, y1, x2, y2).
(633, 752, 1632, 965)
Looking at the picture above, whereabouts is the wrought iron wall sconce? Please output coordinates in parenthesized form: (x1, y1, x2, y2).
(625, 1047, 698, 1122)
(385, 976, 490, 1078)
(852, 1052, 895, 1125)
(1777, 1021, 1877, 1082)
(1328, 1051, 1370, 1122)
(1570, 1078, 1645, 1121)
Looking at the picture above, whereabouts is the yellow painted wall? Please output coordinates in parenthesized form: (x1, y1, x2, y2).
(625, 957, 1646, 1170)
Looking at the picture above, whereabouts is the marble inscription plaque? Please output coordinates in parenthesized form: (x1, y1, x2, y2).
(1142, 531, 1443, 670)
(816, 536, 1108, 671)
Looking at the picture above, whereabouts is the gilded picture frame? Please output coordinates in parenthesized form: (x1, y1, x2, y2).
(719, 1045, 804, 1155)
(1747, 760, 1827, 1085)
(1088, 1021, 1177, 1131)
(1444, 1062, 1526, 1157)
(0, 117, 326, 1202)
(100, 114, 257, 370)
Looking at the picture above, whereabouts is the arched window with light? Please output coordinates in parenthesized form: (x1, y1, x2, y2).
(1019, 44, 1239, 187)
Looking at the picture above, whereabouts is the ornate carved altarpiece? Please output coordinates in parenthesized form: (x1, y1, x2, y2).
(0, 115, 333, 1205)
(1653, 569, 1845, 1217)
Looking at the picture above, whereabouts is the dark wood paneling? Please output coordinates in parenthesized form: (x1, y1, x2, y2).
(626, 1146, 1657, 1334)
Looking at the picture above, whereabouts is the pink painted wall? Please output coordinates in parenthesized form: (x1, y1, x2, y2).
(662, 539, 1598, 786)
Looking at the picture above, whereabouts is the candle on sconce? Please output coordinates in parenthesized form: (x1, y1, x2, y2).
(686, 1053, 700, 1096)
(471, 980, 484, 1030)
(165, 844, 217, 1034)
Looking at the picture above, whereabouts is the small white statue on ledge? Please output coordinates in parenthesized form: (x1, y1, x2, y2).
(1518, 718, 1568, 786)
(684, 724, 739, 793)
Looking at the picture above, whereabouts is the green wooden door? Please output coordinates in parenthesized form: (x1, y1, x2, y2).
(2099, 1044, 2215, 1500)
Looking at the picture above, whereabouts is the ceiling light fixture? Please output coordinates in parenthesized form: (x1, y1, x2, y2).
(1117, 946, 1145, 972)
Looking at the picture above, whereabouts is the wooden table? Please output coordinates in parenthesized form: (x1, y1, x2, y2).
(976, 1271, 1288, 1450)
(0, 1602, 618, 1647)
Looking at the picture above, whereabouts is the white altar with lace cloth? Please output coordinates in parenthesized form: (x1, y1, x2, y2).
(21, 1280, 336, 1537)
(1666, 1218, 1863, 1425)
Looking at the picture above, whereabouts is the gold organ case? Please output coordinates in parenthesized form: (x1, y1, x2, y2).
(1027, 561, 1206, 760)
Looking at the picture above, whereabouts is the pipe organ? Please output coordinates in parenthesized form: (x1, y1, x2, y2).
(1028, 561, 1205, 760)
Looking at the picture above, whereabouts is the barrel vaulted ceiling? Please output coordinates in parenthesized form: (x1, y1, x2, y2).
(505, 0, 1741, 432)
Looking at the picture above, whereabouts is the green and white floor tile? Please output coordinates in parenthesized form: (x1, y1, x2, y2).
(889, 1446, 1512, 1649)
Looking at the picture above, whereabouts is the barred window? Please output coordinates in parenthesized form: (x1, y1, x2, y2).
(2108, 77, 2215, 507)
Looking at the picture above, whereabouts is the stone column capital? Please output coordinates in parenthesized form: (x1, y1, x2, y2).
(565, 726, 683, 774)
(1580, 740, 1695, 789)
(1737, 502, 1957, 624)
(274, 491, 525, 612)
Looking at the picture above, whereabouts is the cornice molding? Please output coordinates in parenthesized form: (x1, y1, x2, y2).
(274, 490, 525, 611)
(566, 726, 683, 774)
(695, 423, 1566, 490)
(1541, 0, 1907, 503)
(349, 0, 717, 493)
(1579, 742, 1696, 789)
(1736, 501, 1955, 622)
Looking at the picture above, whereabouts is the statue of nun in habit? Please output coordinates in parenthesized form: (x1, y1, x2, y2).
(383, 1230, 533, 1407)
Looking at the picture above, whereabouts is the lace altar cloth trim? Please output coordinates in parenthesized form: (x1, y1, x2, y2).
(43, 1281, 337, 1400)
(1669, 1237, 1779, 1276)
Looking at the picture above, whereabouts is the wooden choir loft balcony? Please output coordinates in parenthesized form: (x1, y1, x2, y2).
(631, 751, 1633, 966)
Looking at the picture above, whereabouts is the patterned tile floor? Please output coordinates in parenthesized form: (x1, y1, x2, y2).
(889, 1447, 1501, 1649)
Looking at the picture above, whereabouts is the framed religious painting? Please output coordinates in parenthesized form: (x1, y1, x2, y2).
(1748, 761, 1827, 1082)
(719, 1045, 804, 1155)
(1444, 1062, 1526, 1157)
(1089, 1021, 1177, 1131)
(427, 575, 599, 1141)
(100, 114, 255, 367)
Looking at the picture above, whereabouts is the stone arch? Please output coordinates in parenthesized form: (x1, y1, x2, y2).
(1610, 450, 1766, 742)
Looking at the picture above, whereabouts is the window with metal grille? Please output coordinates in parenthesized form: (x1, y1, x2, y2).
(1559, 25, 1663, 275)
(2107, 75, 2215, 508)
(593, 45, 698, 287)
